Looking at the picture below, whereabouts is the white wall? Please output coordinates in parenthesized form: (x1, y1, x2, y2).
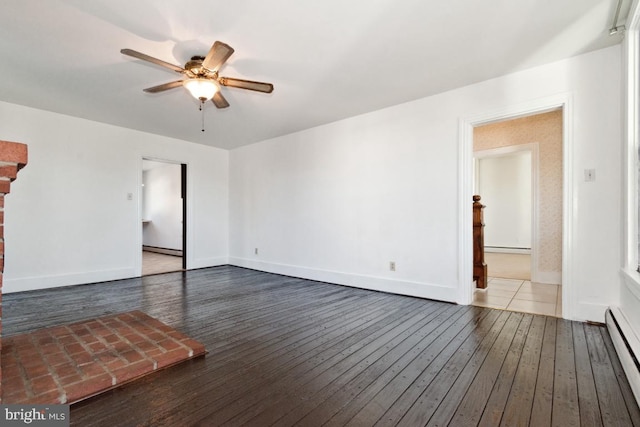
(0, 46, 622, 322)
(1, 101, 229, 292)
(477, 152, 532, 250)
(230, 45, 622, 321)
(142, 164, 183, 251)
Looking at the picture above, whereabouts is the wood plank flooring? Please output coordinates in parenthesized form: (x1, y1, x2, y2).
(2, 266, 639, 426)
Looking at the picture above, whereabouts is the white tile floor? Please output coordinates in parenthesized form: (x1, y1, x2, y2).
(473, 277, 562, 318)
(142, 251, 183, 276)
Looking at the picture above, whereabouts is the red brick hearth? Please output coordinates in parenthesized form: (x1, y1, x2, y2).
(0, 139, 28, 402)
(2, 310, 206, 404)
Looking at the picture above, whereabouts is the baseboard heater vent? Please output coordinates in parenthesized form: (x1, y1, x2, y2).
(606, 307, 640, 404)
(142, 245, 183, 257)
(484, 246, 531, 254)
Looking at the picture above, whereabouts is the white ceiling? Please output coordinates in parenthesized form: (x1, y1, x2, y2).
(0, 0, 628, 150)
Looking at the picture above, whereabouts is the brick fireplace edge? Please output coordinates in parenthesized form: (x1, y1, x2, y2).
(0, 139, 29, 402)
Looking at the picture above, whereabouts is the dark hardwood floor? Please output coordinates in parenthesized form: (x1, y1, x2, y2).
(3, 266, 639, 426)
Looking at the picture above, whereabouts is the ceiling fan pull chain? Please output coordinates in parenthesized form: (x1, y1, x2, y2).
(200, 99, 205, 132)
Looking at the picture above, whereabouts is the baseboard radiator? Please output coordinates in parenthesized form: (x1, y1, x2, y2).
(606, 308, 640, 404)
(142, 245, 183, 257)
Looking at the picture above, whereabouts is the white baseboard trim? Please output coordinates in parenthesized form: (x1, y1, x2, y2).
(573, 302, 608, 323)
(3, 267, 136, 293)
(4, 256, 230, 293)
(534, 271, 562, 285)
(485, 247, 531, 254)
(606, 307, 640, 406)
(229, 257, 457, 302)
(190, 256, 229, 270)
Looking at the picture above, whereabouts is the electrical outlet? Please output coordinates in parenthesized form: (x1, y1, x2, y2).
(127, 193, 133, 201)
(254, 248, 259, 255)
(389, 261, 396, 272)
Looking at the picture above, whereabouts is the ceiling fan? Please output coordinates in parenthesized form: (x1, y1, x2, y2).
(120, 41, 273, 109)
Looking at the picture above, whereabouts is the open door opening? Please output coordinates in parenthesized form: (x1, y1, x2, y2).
(474, 146, 534, 281)
(470, 109, 563, 318)
(141, 159, 187, 275)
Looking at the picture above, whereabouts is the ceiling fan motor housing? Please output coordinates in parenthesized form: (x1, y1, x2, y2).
(186, 56, 206, 76)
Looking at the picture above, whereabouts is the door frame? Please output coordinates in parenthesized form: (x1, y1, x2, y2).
(458, 93, 573, 319)
(181, 163, 187, 270)
(137, 156, 189, 275)
(474, 143, 539, 281)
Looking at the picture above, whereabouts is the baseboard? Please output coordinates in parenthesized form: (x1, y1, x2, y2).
(485, 247, 531, 254)
(142, 245, 183, 257)
(228, 257, 457, 302)
(3, 267, 136, 293)
(4, 256, 230, 292)
(573, 302, 609, 323)
(189, 256, 229, 270)
(606, 307, 640, 405)
(534, 271, 562, 285)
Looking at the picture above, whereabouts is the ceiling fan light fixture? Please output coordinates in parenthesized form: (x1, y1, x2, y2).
(183, 78, 218, 101)
(122, 41, 273, 110)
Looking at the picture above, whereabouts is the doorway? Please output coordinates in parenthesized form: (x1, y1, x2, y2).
(475, 145, 534, 280)
(141, 159, 187, 275)
(469, 109, 563, 317)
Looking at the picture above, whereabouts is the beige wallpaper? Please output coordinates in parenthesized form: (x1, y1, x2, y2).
(474, 110, 563, 279)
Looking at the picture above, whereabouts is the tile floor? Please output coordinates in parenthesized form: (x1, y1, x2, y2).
(142, 251, 183, 276)
(473, 277, 562, 317)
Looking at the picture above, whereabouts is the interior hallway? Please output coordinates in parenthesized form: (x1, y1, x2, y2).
(473, 253, 562, 318)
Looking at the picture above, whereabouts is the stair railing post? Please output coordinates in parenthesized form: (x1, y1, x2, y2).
(473, 195, 488, 289)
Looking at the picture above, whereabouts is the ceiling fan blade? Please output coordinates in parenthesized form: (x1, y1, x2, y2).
(121, 49, 185, 73)
(143, 80, 184, 93)
(212, 91, 230, 109)
(219, 77, 274, 93)
(202, 41, 234, 73)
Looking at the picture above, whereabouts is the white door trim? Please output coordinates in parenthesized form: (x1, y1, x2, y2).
(458, 93, 574, 319)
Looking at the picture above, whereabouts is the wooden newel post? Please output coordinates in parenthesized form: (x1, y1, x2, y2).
(473, 195, 487, 289)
